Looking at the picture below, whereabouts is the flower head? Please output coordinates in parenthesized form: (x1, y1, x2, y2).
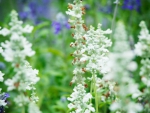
(0, 10, 35, 63)
(135, 21, 150, 57)
(122, 0, 141, 12)
(68, 84, 95, 113)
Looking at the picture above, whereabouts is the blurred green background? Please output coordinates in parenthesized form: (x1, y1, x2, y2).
(0, 0, 150, 113)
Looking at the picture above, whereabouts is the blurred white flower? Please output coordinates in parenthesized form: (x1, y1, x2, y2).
(14, 94, 29, 106)
(127, 61, 137, 71)
(107, 21, 142, 113)
(22, 25, 33, 33)
(135, 21, 150, 57)
(0, 99, 6, 106)
(28, 102, 42, 113)
(0, 28, 10, 36)
(0, 71, 4, 82)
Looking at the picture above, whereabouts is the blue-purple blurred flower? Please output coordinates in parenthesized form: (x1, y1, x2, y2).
(52, 13, 70, 34)
(0, 93, 9, 113)
(122, 0, 141, 12)
(99, 5, 112, 14)
(52, 21, 70, 34)
(17, 0, 51, 24)
(0, 62, 5, 70)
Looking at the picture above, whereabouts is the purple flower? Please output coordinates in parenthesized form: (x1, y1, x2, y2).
(0, 106, 4, 113)
(122, 0, 141, 12)
(52, 21, 70, 35)
(19, 12, 28, 20)
(0, 93, 9, 113)
(0, 62, 6, 70)
(52, 21, 62, 34)
(17, 0, 51, 24)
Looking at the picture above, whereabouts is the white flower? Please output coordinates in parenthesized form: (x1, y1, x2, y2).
(0, 71, 4, 82)
(0, 99, 6, 106)
(1, 10, 40, 106)
(135, 43, 142, 56)
(5, 78, 17, 91)
(83, 93, 92, 103)
(14, 94, 29, 106)
(68, 84, 95, 113)
(107, 21, 142, 113)
(0, 47, 3, 53)
(28, 102, 42, 113)
(0, 10, 35, 62)
(84, 25, 112, 74)
(22, 25, 33, 33)
(110, 102, 121, 111)
(30, 92, 39, 103)
(135, 21, 150, 57)
(66, 2, 83, 18)
(0, 28, 10, 36)
(1, 36, 35, 62)
(126, 102, 143, 113)
(127, 61, 137, 71)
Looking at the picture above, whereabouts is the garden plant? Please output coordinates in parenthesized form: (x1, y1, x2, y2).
(0, 0, 150, 113)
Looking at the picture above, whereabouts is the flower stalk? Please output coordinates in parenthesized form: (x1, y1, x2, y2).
(66, 0, 113, 112)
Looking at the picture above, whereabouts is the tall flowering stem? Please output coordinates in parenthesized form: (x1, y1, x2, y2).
(0, 47, 9, 113)
(66, 0, 113, 113)
(0, 10, 41, 113)
(105, 21, 142, 113)
(135, 21, 150, 112)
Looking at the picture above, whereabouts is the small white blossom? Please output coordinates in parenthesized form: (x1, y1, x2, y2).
(28, 102, 42, 113)
(0, 71, 4, 82)
(135, 21, 150, 57)
(0, 99, 6, 106)
(22, 25, 33, 33)
(66, 1, 83, 18)
(0, 28, 10, 36)
(14, 94, 30, 106)
(68, 84, 95, 113)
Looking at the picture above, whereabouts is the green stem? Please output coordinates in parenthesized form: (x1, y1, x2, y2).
(110, 1, 119, 39)
(22, 106, 25, 113)
(93, 74, 98, 113)
(90, 80, 93, 103)
(104, 105, 107, 113)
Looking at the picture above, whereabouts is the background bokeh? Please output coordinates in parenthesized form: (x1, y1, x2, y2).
(0, 0, 150, 113)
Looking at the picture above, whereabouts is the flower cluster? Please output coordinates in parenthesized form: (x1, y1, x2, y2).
(0, 93, 9, 113)
(18, 0, 51, 24)
(122, 0, 141, 12)
(0, 10, 34, 63)
(68, 84, 95, 113)
(0, 71, 6, 107)
(52, 12, 70, 34)
(5, 61, 39, 92)
(67, 0, 114, 112)
(83, 25, 112, 74)
(67, 0, 87, 85)
(105, 22, 142, 113)
(135, 21, 150, 57)
(94, 77, 116, 103)
(28, 102, 42, 113)
(0, 47, 9, 113)
(0, 10, 41, 112)
(135, 21, 150, 112)
(66, 1, 94, 112)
